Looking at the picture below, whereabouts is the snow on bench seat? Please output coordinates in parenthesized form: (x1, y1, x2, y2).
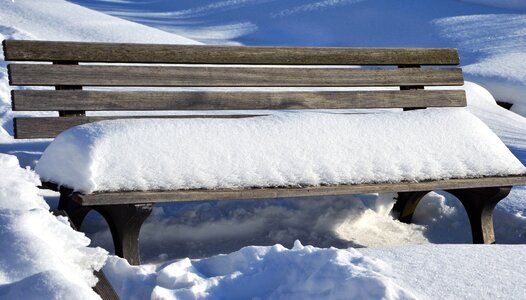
(35, 109, 526, 194)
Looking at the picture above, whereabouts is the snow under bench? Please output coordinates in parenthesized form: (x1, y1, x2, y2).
(4, 40, 526, 265)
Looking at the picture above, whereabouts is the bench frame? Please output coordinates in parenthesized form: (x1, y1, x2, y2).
(4, 40, 526, 265)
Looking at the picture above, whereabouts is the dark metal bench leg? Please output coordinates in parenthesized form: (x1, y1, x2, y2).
(391, 191, 430, 223)
(58, 189, 91, 229)
(446, 187, 511, 244)
(93, 204, 153, 265)
(51, 210, 120, 299)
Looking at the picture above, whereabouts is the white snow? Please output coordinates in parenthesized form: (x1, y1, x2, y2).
(101, 241, 526, 300)
(0, 0, 198, 44)
(0, 0, 201, 166)
(0, 154, 107, 299)
(434, 14, 526, 111)
(2, 1, 526, 299)
(35, 109, 525, 193)
(104, 241, 418, 300)
(361, 244, 526, 299)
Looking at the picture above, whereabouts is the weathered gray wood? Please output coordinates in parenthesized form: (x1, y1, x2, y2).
(14, 115, 267, 139)
(72, 176, 526, 206)
(8, 64, 464, 87)
(3, 40, 460, 65)
(12, 90, 467, 111)
(53, 61, 85, 117)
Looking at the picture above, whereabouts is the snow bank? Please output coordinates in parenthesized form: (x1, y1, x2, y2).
(434, 14, 526, 112)
(102, 242, 526, 300)
(104, 241, 417, 300)
(0, 154, 107, 299)
(35, 109, 525, 193)
(0, 0, 198, 44)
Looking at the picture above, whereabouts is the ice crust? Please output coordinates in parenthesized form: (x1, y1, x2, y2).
(36, 109, 525, 193)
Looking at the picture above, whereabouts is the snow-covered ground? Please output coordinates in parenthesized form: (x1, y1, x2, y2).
(1, 0, 526, 299)
(0, 154, 107, 299)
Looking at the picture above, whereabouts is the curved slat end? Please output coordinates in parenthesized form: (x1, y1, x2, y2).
(72, 193, 87, 205)
(1, 39, 7, 56)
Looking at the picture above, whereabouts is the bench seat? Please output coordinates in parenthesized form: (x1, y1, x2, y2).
(36, 109, 525, 194)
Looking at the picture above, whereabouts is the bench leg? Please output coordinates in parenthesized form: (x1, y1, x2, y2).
(446, 187, 511, 244)
(51, 210, 120, 299)
(92, 204, 153, 265)
(58, 189, 91, 229)
(391, 191, 430, 223)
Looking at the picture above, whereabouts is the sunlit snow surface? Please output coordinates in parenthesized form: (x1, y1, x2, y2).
(35, 109, 524, 193)
(1, 0, 526, 299)
(101, 242, 526, 300)
(0, 154, 107, 299)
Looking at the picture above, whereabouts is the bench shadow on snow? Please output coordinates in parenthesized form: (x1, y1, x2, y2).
(76, 192, 490, 263)
(39, 182, 524, 264)
(0, 140, 50, 169)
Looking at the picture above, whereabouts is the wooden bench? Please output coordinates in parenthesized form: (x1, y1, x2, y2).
(4, 40, 526, 265)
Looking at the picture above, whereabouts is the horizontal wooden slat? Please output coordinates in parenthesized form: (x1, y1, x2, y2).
(70, 176, 526, 206)
(12, 90, 467, 111)
(8, 64, 464, 87)
(2, 40, 460, 65)
(13, 115, 266, 139)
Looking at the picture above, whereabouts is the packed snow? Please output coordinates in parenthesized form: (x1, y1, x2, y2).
(1, 0, 526, 299)
(105, 241, 418, 300)
(36, 109, 525, 193)
(0, 154, 107, 299)
(100, 242, 526, 300)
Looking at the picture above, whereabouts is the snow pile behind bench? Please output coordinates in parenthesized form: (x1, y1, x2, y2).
(36, 109, 525, 193)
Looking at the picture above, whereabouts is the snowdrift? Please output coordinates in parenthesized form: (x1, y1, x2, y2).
(35, 109, 525, 193)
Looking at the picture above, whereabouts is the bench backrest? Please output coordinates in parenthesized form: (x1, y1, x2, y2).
(3, 40, 465, 139)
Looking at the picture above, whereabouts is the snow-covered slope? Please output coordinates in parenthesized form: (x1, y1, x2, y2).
(0, 154, 107, 299)
(0, 0, 198, 44)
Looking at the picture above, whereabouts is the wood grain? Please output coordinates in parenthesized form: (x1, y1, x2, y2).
(71, 176, 526, 205)
(13, 115, 267, 139)
(12, 90, 467, 111)
(8, 64, 464, 87)
(3, 40, 460, 65)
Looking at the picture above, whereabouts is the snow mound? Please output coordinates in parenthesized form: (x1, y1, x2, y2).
(0, 0, 199, 44)
(35, 109, 525, 193)
(434, 14, 526, 110)
(105, 241, 417, 300)
(0, 154, 107, 299)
